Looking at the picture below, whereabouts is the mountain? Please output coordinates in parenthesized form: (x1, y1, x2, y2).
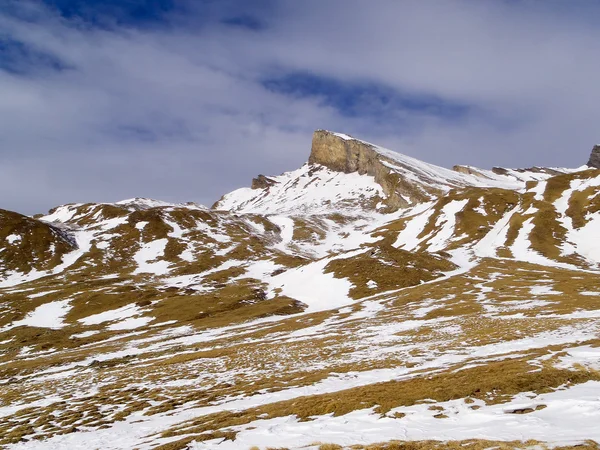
(1, 131, 600, 450)
(216, 130, 571, 214)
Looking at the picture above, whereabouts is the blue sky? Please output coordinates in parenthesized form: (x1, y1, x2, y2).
(2, 0, 600, 213)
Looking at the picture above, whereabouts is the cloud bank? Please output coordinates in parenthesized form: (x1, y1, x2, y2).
(1, 0, 600, 214)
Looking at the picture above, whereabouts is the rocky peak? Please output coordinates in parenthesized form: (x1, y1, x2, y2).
(588, 145, 600, 169)
(307, 130, 502, 211)
(309, 130, 378, 174)
(251, 174, 277, 190)
(308, 130, 431, 209)
(219, 130, 572, 215)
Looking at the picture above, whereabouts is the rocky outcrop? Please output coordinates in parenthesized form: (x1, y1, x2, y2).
(308, 130, 379, 174)
(251, 175, 277, 190)
(308, 130, 438, 210)
(453, 165, 491, 178)
(492, 166, 563, 177)
(588, 145, 600, 169)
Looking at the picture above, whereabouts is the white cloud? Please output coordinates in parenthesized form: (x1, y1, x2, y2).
(1, 0, 599, 214)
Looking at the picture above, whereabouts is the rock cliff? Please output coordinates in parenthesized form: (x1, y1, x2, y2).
(588, 145, 600, 169)
(309, 130, 441, 210)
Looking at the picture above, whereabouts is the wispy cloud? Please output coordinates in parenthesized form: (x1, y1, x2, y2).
(1, 0, 600, 214)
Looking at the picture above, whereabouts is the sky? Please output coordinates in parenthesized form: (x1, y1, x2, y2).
(2, 0, 600, 214)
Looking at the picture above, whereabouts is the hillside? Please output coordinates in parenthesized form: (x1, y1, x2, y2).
(1, 131, 600, 450)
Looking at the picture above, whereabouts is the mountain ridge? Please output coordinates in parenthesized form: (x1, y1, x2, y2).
(216, 130, 584, 215)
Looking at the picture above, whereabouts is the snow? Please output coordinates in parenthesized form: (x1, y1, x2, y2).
(4, 286, 600, 449)
(28, 290, 58, 299)
(70, 330, 100, 339)
(531, 180, 547, 201)
(393, 203, 436, 250)
(115, 198, 205, 210)
(552, 175, 600, 264)
(6, 234, 21, 244)
(427, 199, 468, 252)
(555, 345, 600, 371)
(179, 245, 195, 262)
(79, 305, 142, 326)
(267, 252, 361, 312)
(133, 239, 170, 275)
(239, 260, 282, 281)
(510, 218, 560, 267)
(0, 228, 94, 288)
(530, 285, 560, 296)
(17, 316, 597, 450)
(352, 136, 532, 192)
(54, 230, 94, 271)
(268, 216, 295, 251)
(215, 164, 385, 215)
(568, 212, 600, 263)
(107, 316, 152, 331)
(98, 216, 129, 231)
(332, 132, 354, 140)
(40, 204, 81, 223)
(7, 300, 71, 330)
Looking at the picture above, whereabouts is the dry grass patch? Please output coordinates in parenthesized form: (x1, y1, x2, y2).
(325, 244, 455, 299)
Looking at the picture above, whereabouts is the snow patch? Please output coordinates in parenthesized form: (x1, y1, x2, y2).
(9, 300, 71, 330)
(133, 239, 170, 275)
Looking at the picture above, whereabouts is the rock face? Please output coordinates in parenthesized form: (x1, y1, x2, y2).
(452, 165, 490, 178)
(308, 130, 379, 174)
(588, 145, 600, 169)
(251, 175, 277, 190)
(308, 130, 436, 210)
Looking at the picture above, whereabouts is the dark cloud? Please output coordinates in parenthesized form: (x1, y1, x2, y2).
(1, 0, 600, 215)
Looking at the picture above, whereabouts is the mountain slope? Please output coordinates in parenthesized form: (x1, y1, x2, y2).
(214, 163, 386, 215)
(1, 131, 600, 450)
(0, 209, 77, 285)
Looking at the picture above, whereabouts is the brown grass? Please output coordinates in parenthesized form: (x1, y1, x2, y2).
(325, 243, 455, 299)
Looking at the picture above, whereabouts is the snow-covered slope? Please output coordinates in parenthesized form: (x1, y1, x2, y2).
(215, 164, 386, 215)
(388, 168, 600, 269)
(328, 131, 582, 187)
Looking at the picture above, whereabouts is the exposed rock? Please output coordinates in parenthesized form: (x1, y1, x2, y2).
(492, 166, 564, 177)
(251, 174, 277, 190)
(588, 145, 600, 169)
(308, 130, 437, 210)
(505, 407, 535, 415)
(135, 300, 152, 307)
(453, 165, 491, 179)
